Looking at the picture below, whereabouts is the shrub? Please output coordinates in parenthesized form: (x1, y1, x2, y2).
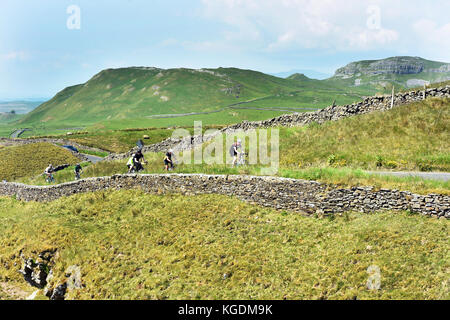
(417, 161, 433, 172)
(327, 154, 337, 166)
(376, 155, 384, 168)
(385, 161, 399, 169)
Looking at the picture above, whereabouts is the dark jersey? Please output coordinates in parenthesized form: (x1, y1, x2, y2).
(75, 165, 82, 172)
(134, 152, 144, 162)
(229, 144, 238, 156)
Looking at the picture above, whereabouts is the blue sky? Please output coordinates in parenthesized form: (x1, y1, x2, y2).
(1, 0, 449, 100)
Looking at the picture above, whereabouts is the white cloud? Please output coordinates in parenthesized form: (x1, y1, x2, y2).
(201, 0, 400, 51)
(413, 19, 450, 59)
(198, 0, 449, 59)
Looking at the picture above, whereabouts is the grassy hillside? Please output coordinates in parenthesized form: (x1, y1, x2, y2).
(0, 191, 448, 300)
(279, 98, 450, 172)
(9, 57, 450, 135)
(0, 142, 80, 181)
(17, 67, 369, 128)
(0, 112, 23, 124)
(14, 98, 450, 194)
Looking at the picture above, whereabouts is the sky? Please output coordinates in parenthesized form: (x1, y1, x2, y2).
(1, 0, 450, 100)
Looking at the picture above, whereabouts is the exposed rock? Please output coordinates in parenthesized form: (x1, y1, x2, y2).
(66, 265, 83, 290)
(50, 283, 67, 300)
(335, 57, 450, 77)
(19, 258, 49, 289)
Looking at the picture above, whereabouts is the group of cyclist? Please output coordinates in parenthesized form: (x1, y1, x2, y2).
(127, 149, 148, 173)
(44, 163, 83, 183)
(126, 148, 177, 173)
(43, 139, 245, 183)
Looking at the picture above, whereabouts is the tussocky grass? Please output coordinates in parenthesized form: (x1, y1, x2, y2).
(0, 142, 80, 182)
(0, 190, 448, 300)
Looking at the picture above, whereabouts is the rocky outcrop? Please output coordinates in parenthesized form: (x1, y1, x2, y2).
(0, 174, 448, 219)
(18, 249, 57, 290)
(16, 248, 82, 300)
(334, 56, 450, 76)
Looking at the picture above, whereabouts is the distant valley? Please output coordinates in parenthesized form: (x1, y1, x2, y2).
(0, 100, 45, 114)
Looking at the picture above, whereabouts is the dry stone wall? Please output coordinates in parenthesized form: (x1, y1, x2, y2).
(0, 174, 448, 219)
(106, 85, 450, 161)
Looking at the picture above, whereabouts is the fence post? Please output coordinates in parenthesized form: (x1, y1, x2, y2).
(391, 86, 395, 108)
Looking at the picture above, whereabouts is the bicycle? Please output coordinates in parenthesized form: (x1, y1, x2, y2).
(236, 152, 248, 166)
(129, 161, 147, 173)
(44, 173, 55, 183)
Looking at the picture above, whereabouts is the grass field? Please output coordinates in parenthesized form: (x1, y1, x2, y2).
(13, 98, 450, 195)
(11, 108, 292, 138)
(4, 66, 380, 135)
(16, 153, 450, 196)
(278, 98, 450, 172)
(0, 191, 448, 300)
(0, 143, 80, 181)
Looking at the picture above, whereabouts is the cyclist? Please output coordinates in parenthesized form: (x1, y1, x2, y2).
(74, 164, 83, 180)
(127, 154, 136, 173)
(134, 150, 146, 171)
(164, 149, 175, 171)
(44, 164, 54, 183)
(230, 139, 242, 167)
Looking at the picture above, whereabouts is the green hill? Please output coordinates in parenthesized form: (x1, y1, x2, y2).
(15, 56, 450, 131)
(287, 73, 311, 81)
(18, 67, 369, 127)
